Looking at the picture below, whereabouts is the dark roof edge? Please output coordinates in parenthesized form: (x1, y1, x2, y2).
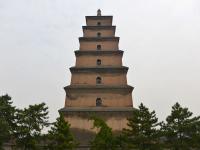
(79, 37, 119, 42)
(64, 85, 134, 91)
(69, 66, 129, 73)
(86, 16, 113, 20)
(74, 50, 124, 56)
(59, 107, 135, 112)
(82, 26, 116, 30)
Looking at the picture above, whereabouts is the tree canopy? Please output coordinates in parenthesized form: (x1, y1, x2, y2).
(122, 103, 162, 150)
(47, 112, 78, 150)
(1, 94, 200, 150)
(15, 102, 49, 149)
(162, 102, 200, 150)
(0, 95, 16, 149)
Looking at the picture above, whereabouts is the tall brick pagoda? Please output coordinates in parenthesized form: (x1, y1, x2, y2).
(60, 10, 134, 145)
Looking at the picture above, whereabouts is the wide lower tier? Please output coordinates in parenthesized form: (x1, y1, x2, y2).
(59, 107, 134, 146)
(64, 85, 134, 107)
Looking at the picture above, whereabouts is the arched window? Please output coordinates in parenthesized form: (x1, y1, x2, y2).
(96, 98, 102, 106)
(97, 22, 101, 26)
(97, 45, 101, 50)
(97, 32, 101, 37)
(96, 77, 101, 84)
(97, 59, 101, 65)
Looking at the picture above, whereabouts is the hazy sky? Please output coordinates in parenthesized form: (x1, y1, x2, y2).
(0, 0, 200, 122)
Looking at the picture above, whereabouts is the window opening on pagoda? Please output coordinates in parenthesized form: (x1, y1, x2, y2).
(97, 45, 101, 50)
(96, 98, 102, 106)
(97, 22, 101, 26)
(97, 32, 101, 37)
(96, 77, 102, 84)
(97, 59, 101, 65)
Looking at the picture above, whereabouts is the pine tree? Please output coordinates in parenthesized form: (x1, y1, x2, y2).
(90, 116, 118, 150)
(162, 102, 200, 150)
(47, 112, 78, 150)
(0, 94, 16, 149)
(15, 102, 49, 150)
(0, 118, 10, 150)
(122, 103, 161, 150)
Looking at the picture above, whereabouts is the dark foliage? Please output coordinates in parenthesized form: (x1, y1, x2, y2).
(15, 103, 49, 149)
(162, 102, 200, 150)
(47, 112, 78, 150)
(122, 103, 162, 150)
(2, 94, 200, 150)
(0, 95, 16, 149)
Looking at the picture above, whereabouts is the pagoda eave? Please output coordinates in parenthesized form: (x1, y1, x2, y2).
(86, 16, 113, 20)
(64, 85, 134, 92)
(82, 26, 116, 30)
(74, 50, 124, 56)
(59, 107, 135, 112)
(69, 66, 128, 73)
(79, 37, 119, 42)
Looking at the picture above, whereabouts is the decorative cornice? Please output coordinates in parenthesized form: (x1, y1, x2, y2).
(64, 85, 134, 92)
(82, 26, 116, 30)
(59, 107, 135, 112)
(74, 50, 124, 56)
(79, 37, 119, 42)
(86, 16, 113, 20)
(69, 66, 128, 73)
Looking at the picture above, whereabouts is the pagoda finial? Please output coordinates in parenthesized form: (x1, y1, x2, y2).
(97, 9, 101, 16)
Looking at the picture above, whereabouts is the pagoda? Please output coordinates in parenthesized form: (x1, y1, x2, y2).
(60, 10, 134, 145)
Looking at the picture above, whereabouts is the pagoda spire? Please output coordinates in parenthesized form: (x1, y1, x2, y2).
(97, 9, 101, 16)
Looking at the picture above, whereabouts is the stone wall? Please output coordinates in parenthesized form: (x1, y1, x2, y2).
(64, 111, 133, 145)
(79, 40, 119, 51)
(65, 90, 133, 107)
(75, 55, 122, 67)
(71, 72, 127, 85)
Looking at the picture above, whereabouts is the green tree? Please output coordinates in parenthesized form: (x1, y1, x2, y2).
(194, 120, 200, 148)
(90, 116, 118, 150)
(122, 103, 161, 150)
(0, 118, 10, 149)
(162, 102, 200, 150)
(47, 112, 77, 150)
(0, 94, 16, 149)
(15, 102, 49, 150)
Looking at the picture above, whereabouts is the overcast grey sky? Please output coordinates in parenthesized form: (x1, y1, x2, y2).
(0, 0, 200, 122)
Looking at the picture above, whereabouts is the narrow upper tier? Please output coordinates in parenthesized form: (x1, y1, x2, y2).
(70, 72, 127, 86)
(83, 26, 116, 37)
(86, 16, 113, 26)
(79, 37, 119, 51)
(75, 51, 123, 67)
